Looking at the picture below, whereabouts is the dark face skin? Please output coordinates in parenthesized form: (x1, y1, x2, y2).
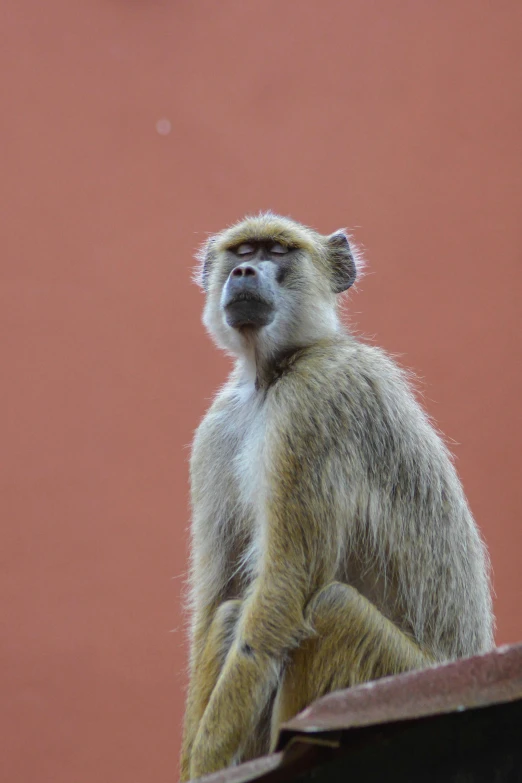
(222, 241, 294, 330)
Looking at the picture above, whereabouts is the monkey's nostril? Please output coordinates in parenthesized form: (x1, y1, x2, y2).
(231, 265, 257, 278)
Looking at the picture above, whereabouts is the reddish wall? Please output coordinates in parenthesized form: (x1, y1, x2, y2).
(1, 2, 521, 781)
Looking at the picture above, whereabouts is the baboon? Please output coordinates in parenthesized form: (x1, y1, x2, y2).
(180, 213, 493, 780)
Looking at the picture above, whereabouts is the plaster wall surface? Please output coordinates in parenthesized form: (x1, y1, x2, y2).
(1, 2, 521, 781)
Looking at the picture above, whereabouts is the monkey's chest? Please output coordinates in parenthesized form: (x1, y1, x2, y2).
(198, 397, 268, 587)
(232, 413, 267, 521)
(226, 409, 267, 584)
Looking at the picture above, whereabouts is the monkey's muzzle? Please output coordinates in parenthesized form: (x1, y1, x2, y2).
(223, 293, 274, 329)
(222, 271, 275, 329)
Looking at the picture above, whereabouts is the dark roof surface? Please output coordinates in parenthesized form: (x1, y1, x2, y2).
(195, 642, 522, 782)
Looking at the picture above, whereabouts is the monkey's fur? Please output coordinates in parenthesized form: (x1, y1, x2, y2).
(181, 213, 493, 780)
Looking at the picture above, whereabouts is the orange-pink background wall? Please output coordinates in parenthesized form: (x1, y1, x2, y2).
(1, 2, 521, 781)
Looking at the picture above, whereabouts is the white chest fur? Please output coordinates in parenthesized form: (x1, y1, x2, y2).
(192, 381, 269, 593)
(232, 394, 267, 520)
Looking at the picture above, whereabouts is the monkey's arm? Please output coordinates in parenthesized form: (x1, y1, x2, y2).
(186, 383, 359, 776)
(182, 395, 244, 780)
(187, 396, 330, 778)
(180, 604, 215, 781)
(180, 600, 241, 781)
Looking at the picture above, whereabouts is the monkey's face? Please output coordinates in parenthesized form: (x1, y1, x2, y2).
(197, 213, 359, 360)
(221, 241, 293, 330)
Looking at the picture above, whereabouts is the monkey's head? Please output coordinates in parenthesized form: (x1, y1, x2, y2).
(196, 213, 361, 362)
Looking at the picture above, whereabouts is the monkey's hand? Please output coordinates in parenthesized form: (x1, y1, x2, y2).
(188, 635, 282, 779)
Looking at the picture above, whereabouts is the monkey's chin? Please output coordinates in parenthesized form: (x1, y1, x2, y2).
(224, 299, 275, 330)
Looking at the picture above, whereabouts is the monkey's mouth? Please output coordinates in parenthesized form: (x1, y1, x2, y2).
(223, 293, 275, 329)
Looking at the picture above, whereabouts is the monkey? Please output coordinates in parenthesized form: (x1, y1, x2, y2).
(180, 212, 494, 780)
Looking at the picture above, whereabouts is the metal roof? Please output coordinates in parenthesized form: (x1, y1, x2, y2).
(279, 641, 522, 739)
(195, 642, 522, 782)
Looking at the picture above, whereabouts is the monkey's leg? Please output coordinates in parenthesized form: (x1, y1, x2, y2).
(271, 582, 432, 744)
(180, 600, 241, 782)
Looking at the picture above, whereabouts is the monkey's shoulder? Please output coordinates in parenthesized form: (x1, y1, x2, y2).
(265, 338, 449, 471)
(269, 339, 419, 418)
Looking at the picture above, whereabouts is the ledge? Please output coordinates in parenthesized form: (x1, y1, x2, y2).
(194, 642, 522, 782)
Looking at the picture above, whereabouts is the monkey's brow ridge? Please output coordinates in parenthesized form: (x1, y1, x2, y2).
(224, 234, 298, 249)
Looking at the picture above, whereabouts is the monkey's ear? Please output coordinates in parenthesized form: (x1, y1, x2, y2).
(194, 236, 217, 292)
(326, 231, 357, 293)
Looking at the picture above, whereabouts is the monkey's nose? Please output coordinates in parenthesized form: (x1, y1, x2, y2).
(231, 265, 257, 278)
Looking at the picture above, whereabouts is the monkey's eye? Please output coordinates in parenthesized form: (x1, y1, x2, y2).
(235, 243, 255, 256)
(270, 243, 288, 255)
